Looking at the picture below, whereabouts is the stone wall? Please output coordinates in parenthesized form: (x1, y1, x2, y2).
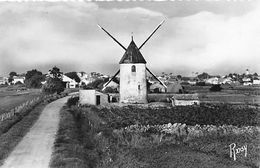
(117, 123, 259, 142)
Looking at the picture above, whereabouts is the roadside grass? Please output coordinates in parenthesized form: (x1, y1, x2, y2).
(50, 106, 98, 168)
(0, 102, 46, 165)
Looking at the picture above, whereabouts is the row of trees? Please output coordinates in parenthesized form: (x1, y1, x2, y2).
(7, 67, 66, 94)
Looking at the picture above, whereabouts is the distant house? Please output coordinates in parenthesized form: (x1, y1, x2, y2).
(12, 76, 25, 84)
(230, 81, 241, 86)
(102, 79, 119, 91)
(166, 82, 184, 93)
(218, 77, 232, 84)
(253, 79, 260, 85)
(77, 72, 91, 86)
(171, 94, 200, 106)
(0, 77, 8, 85)
(205, 77, 219, 85)
(242, 77, 252, 86)
(79, 89, 109, 105)
(187, 80, 197, 85)
(62, 75, 77, 88)
(243, 82, 253, 86)
(149, 82, 166, 93)
(242, 77, 251, 82)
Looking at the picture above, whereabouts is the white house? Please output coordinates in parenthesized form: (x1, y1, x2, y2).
(171, 94, 200, 106)
(149, 82, 166, 93)
(218, 77, 232, 84)
(12, 76, 25, 84)
(62, 75, 77, 88)
(243, 82, 253, 86)
(77, 72, 90, 86)
(187, 80, 197, 85)
(205, 77, 219, 85)
(253, 79, 260, 85)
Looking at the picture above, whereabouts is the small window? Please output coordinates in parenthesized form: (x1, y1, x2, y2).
(138, 85, 140, 90)
(131, 65, 136, 72)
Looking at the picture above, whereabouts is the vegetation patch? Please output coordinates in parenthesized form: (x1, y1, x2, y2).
(53, 103, 259, 168)
(95, 104, 259, 128)
(67, 96, 79, 108)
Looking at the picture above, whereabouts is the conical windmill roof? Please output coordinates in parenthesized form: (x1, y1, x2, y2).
(119, 40, 146, 64)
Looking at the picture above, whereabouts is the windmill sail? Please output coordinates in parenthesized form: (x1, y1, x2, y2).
(97, 24, 126, 50)
(102, 70, 120, 91)
(138, 20, 165, 50)
(146, 67, 167, 88)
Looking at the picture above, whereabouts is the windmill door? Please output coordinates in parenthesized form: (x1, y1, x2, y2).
(96, 95, 100, 105)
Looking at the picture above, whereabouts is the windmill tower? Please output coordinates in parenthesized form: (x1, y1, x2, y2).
(99, 21, 167, 104)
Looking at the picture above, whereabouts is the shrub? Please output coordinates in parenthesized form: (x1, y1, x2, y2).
(103, 87, 118, 93)
(196, 82, 206, 86)
(210, 84, 223, 92)
(67, 96, 79, 108)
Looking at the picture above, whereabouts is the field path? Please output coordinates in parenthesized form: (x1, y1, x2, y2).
(1, 96, 69, 168)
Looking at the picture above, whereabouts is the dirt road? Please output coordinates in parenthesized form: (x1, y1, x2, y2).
(1, 96, 69, 168)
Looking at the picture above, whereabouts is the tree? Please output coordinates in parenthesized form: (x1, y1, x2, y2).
(197, 72, 210, 80)
(86, 78, 105, 90)
(42, 66, 65, 94)
(65, 72, 81, 83)
(177, 75, 182, 80)
(8, 71, 17, 84)
(49, 66, 62, 78)
(9, 71, 17, 77)
(25, 69, 44, 88)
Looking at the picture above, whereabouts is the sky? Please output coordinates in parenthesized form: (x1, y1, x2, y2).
(0, 0, 259, 77)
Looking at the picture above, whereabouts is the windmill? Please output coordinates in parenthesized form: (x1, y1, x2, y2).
(98, 20, 167, 104)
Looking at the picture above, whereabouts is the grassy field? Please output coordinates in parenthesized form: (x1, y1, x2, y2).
(148, 85, 260, 105)
(0, 86, 42, 114)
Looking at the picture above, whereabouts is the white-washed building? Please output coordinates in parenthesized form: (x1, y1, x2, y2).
(171, 94, 200, 106)
(205, 77, 219, 85)
(62, 74, 77, 88)
(12, 76, 25, 84)
(79, 89, 109, 105)
(253, 79, 260, 85)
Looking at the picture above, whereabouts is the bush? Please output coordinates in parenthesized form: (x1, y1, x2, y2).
(210, 84, 223, 92)
(196, 82, 206, 86)
(103, 87, 118, 93)
(67, 96, 79, 108)
(42, 78, 65, 94)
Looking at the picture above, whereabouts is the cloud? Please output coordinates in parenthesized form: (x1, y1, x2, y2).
(111, 7, 163, 17)
(142, 3, 260, 75)
(0, 1, 259, 77)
